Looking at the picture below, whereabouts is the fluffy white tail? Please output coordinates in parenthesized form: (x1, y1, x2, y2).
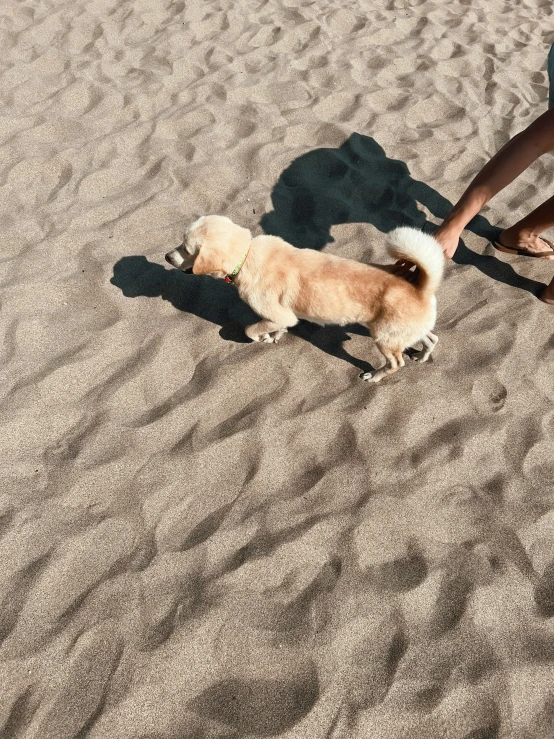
(386, 226, 444, 295)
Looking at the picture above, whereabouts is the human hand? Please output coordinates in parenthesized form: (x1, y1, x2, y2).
(391, 224, 461, 279)
(433, 227, 460, 260)
(391, 260, 419, 283)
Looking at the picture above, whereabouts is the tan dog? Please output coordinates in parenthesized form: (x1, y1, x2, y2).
(166, 215, 444, 382)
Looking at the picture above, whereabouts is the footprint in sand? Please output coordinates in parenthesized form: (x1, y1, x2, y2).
(354, 497, 427, 591)
(428, 563, 472, 637)
(471, 376, 507, 414)
(190, 676, 319, 735)
(57, 80, 102, 117)
(191, 623, 319, 735)
(325, 8, 364, 35)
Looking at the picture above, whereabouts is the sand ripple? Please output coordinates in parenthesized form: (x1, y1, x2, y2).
(1, 0, 553, 737)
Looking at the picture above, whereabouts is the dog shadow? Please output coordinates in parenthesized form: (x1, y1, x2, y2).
(110, 256, 375, 372)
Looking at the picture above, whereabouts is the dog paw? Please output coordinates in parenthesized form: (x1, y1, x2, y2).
(413, 350, 430, 363)
(262, 334, 275, 343)
(363, 370, 388, 383)
(362, 372, 380, 383)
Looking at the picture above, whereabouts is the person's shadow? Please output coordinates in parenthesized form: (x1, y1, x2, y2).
(111, 133, 543, 373)
(260, 133, 543, 297)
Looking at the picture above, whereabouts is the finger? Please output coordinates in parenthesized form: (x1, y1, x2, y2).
(391, 261, 411, 273)
(400, 267, 419, 283)
(395, 265, 415, 277)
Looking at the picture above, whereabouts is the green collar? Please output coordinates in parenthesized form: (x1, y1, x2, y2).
(224, 244, 250, 283)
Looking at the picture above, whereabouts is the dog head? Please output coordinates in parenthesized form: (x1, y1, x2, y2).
(165, 215, 251, 279)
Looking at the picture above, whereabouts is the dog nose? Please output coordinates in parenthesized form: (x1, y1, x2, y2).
(165, 249, 183, 267)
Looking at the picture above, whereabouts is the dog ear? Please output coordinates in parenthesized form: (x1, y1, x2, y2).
(192, 243, 219, 275)
(191, 221, 251, 276)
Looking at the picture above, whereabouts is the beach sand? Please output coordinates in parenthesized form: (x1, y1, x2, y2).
(1, 0, 554, 737)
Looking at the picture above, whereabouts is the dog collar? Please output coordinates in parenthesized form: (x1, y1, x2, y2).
(224, 244, 250, 283)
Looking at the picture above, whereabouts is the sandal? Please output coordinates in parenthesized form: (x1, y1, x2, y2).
(492, 236, 554, 260)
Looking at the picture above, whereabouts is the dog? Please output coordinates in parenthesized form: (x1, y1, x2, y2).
(165, 215, 444, 382)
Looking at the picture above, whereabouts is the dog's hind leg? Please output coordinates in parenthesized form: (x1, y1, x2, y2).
(413, 331, 438, 363)
(362, 344, 405, 383)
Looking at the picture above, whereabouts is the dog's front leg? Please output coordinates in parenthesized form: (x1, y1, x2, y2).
(245, 307, 298, 343)
(245, 320, 287, 343)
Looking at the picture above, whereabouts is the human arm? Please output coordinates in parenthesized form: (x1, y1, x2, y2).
(435, 107, 554, 257)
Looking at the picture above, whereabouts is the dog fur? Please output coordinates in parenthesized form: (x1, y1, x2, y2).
(165, 215, 444, 382)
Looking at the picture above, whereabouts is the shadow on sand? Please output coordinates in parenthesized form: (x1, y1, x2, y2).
(261, 133, 543, 296)
(110, 255, 375, 372)
(111, 134, 543, 371)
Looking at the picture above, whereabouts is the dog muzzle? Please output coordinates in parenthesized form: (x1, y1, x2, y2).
(165, 249, 186, 268)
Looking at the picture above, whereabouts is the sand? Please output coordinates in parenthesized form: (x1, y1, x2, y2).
(1, 0, 554, 737)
